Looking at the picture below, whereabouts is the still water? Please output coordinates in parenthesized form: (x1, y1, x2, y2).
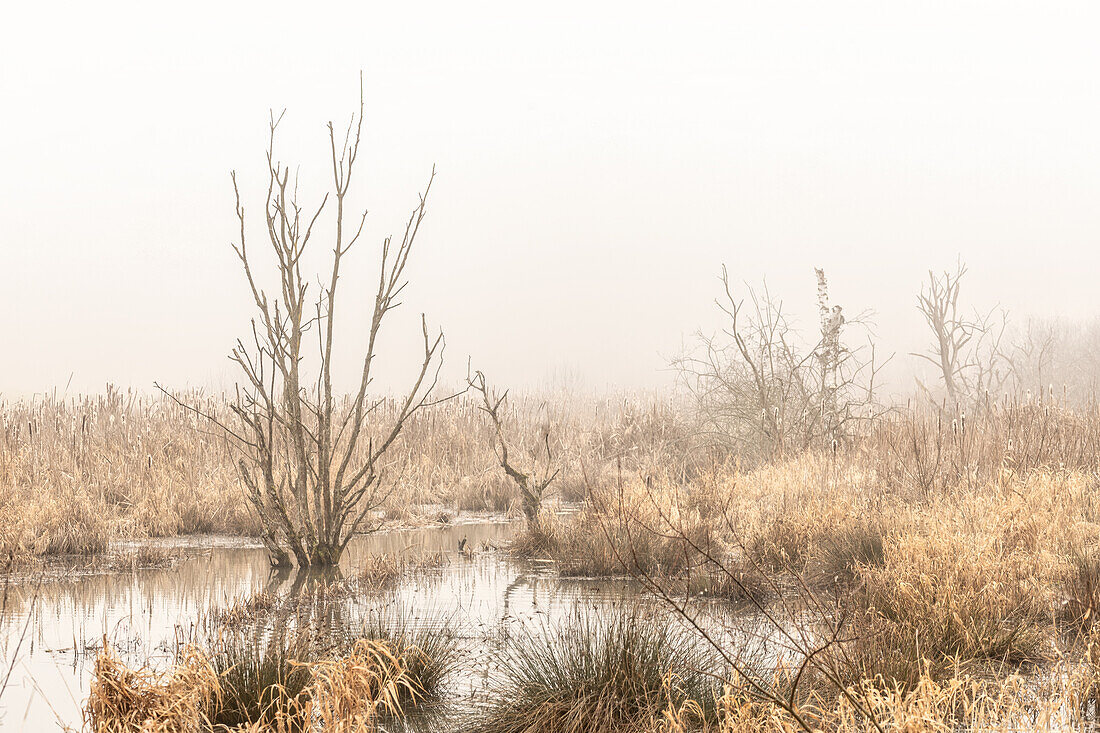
(0, 520, 644, 731)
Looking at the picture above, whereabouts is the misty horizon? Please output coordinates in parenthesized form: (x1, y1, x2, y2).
(6, 1, 1100, 398)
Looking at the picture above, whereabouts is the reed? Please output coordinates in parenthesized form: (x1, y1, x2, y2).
(350, 551, 449, 592)
(835, 530, 1052, 689)
(38, 387, 1100, 729)
(664, 652, 1100, 732)
(0, 386, 690, 560)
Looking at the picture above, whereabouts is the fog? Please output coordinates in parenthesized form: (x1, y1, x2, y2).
(4, 1, 1100, 397)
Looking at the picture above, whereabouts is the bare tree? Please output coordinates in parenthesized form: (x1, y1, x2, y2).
(913, 262, 1007, 407)
(1001, 317, 1060, 399)
(997, 316, 1100, 405)
(159, 82, 453, 567)
(468, 371, 559, 528)
(673, 266, 885, 462)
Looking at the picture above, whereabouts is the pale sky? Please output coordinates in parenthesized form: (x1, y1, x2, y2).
(4, 1, 1100, 396)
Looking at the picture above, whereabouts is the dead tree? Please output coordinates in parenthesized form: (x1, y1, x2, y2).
(673, 266, 885, 462)
(816, 268, 845, 443)
(1001, 317, 1060, 398)
(913, 262, 1007, 407)
(159, 82, 451, 568)
(468, 371, 558, 528)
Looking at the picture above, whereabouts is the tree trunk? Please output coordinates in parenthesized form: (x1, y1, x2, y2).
(522, 493, 540, 529)
(310, 541, 342, 567)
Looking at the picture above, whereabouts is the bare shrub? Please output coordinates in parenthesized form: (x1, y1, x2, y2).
(674, 267, 884, 464)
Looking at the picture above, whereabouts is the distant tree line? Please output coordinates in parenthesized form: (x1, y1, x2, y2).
(673, 259, 1100, 463)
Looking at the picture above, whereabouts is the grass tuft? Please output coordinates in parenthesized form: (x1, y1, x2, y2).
(472, 610, 718, 733)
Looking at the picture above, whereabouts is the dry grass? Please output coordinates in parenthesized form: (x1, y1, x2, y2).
(32, 387, 1100, 729)
(472, 609, 718, 733)
(85, 641, 221, 733)
(514, 402, 1100, 730)
(664, 648, 1100, 732)
(207, 632, 315, 730)
(296, 639, 418, 732)
(0, 386, 689, 561)
(1062, 544, 1100, 632)
(88, 636, 423, 732)
(835, 530, 1053, 689)
(0, 387, 256, 558)
(348, 551, 449, 591)
(207, 590, 281, 630)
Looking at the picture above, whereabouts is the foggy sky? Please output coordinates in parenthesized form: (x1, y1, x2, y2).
(4, 1, 1100, 397)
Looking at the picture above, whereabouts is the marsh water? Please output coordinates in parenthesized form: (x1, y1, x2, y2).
(0, 519, 652, 731)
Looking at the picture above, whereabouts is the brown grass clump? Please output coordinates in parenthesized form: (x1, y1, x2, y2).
(208, 589, 280, 629)
(450, 474, 516, 514)
(294, 639, 417, 732)
(548, 508, 702, 578)
(350, 551, 448, 591)
(85, 641, 220, 733)
(837, 531, 1052, 689)
(530, 477, 720, 579)
(1061, 544, 1100, 633)
(472, 610, 717, 733)
(664, 654, 1100, 732)
(89, 637, 419, 732)
(506, 512, 559, 557)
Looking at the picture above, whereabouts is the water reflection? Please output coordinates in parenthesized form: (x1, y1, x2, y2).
(0, 520, 645, 731)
